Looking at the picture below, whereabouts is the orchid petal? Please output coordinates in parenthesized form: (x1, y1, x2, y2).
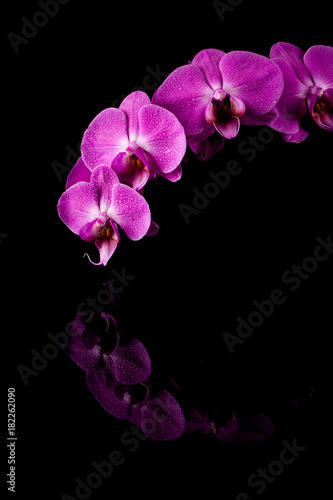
(191, 48, 225, 89)
(188, 132, 225, 161)
(146, 219, 159, 236)
(63, 319, 105, 372)
(219, 51, 284, 116)
(90, 165, 119, 213)
(240, 108, 279, 126)
(136, 104, 186, 174)
(112, 338, 152, 385)
(79, 220, 101, 242)
(270, 42, 313, 86)
(57, 182, 100, 235)
(140, 390, 185, 440)
(65, 157, 91, 190)
(108, 183, 151, 241)
(214, 116, 240, 139)
(119, 91, 151, 143)
(86, 373, 131, 419)
(94, 236, 118, 266)
(152, 64, 213, 136)
(268, 57, 310, 134)
(81, 108, 129, 171)
(281, 127, 310, 143)
(303, 45, 333, 89)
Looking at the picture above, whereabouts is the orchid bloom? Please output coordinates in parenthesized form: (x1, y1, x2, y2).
(80, 91, 187, 191)
(57, 165, 151, 265)
(152, 48, 284, 160)
(269, 43, 333, 142)
(64, 312, 151, 385)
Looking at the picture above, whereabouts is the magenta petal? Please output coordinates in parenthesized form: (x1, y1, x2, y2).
(219, 51, 284, 116)
(112, 338, 151, 385)
(65, 157, 91, 190)
(90, 165, 119, 213)
(270, 42, 313, 86)
(281, 127, 310, 143)
(303, 45, 333, 89)
(152, 64, 213, 136)
(191, 48, 225, 89)
(57, 182, 100, 235)
(214, 116, 240, 139)
(108, 182, 151, 241)
(240, 108, 279, 126)
(146, 219, 159, 236)
(63, 319, 103, 372)
(79, 220, 100, 242)
(162, 163, 182, 183)
(136, 104, 186, 174)
(140, 150, 182, 183)
(81, 108, 129, 171)
(189, 133, 225, 161)
(140, 390, 185, 440)
(119, 91, 151, 143)
(269, 57, 310, 134)
(94, 236, 118, 266)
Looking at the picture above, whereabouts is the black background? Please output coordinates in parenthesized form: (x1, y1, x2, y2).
(2, 1, 332, 499)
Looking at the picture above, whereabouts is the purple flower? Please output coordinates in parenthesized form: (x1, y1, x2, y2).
(64, 157, 159, 236)
(86, 372, 185, 441)
(152, 48, 283, 160)
(57, 165, 151, 265)
(65, 157, 91, 190)
(81, 91, 187, 191)
(64, 312, 151, 385)
(269, 43, 333, 142)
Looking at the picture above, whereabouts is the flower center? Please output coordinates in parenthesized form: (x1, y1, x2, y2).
(206, 90, 246, 125)
(100, 223, 114, 239)
(130, 155, 145, 171)
(212, 95, 233, 121)
(314, 94, 330, 114)
(96, 215, 117, 241)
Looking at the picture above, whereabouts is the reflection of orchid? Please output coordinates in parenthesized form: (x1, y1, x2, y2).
(86, 372, 185, 441)
(64, 312, 151, 385)
(183, 404, 274, 442)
